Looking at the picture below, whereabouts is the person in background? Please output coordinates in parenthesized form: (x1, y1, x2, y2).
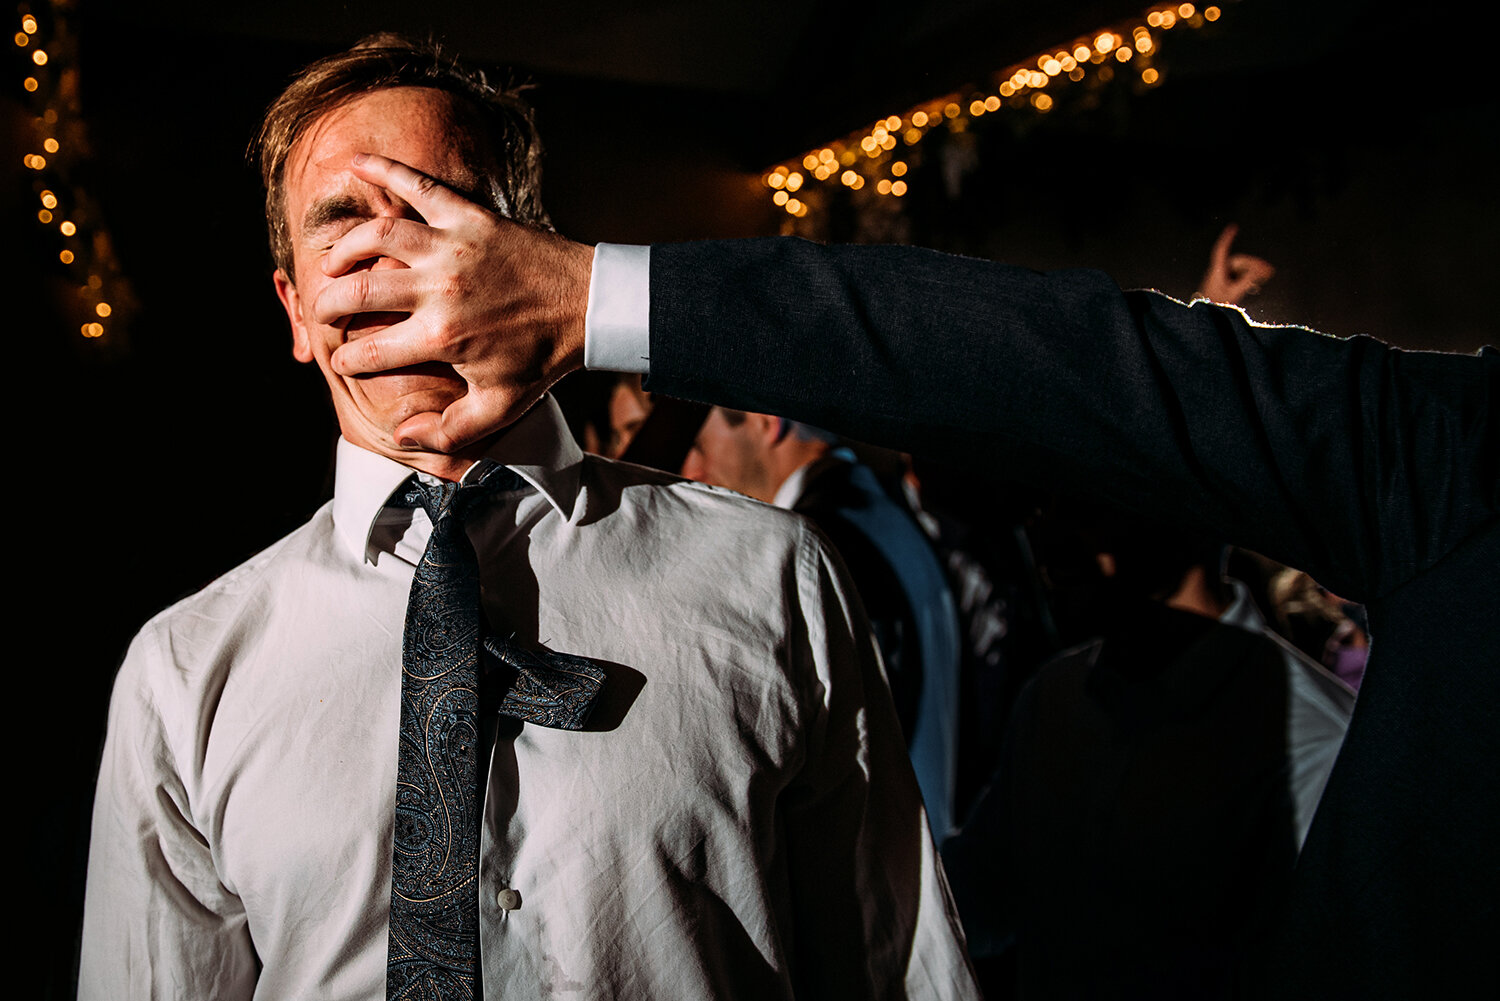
(943, 509, 1354, 999)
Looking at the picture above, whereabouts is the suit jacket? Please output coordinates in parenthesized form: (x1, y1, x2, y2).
(644, 237, 1500, 996)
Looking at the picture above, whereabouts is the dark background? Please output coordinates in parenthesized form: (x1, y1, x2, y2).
(11, 1, 1494, 995)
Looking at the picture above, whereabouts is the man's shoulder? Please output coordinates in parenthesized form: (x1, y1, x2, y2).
(579, 453, 816, 547)
(124, 504, 340, 678)
(567, 454, 854, 621)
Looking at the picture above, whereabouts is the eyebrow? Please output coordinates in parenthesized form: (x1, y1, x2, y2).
(301, 194, 369, 240)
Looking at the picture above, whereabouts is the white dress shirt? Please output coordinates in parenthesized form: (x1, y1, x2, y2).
(583, 244, 652, 373)
(82, 397, 976, 1000)
(1219, 577, 1355, 849)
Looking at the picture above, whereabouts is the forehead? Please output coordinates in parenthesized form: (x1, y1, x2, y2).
(283, 87, 482, 224)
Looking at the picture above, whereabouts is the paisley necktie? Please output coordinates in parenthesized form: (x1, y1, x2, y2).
(385, 464, 604, 1000)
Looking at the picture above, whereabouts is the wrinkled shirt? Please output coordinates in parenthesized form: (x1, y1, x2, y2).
(81, 397, 976, 1000)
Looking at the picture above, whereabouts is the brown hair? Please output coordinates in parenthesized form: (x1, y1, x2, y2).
(252, 33, 549, 281)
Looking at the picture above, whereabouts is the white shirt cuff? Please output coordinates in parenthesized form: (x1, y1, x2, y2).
(584, 243, 652, 374)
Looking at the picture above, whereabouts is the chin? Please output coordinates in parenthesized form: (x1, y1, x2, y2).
(356, 370, 468, 432)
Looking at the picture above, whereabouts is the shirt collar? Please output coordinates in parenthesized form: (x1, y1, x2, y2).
(771, 447, 855, 510)
(1218, 576, 1267, 632)
(332, 395, 584, 564)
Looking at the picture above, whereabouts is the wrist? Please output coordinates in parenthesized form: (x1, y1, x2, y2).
(553, 240, 593, 379)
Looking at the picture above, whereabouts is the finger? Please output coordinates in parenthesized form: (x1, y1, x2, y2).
(393, 394, 507, 453)
(313, 268, 423, 326)
(1210, 223, 1239, 270)
(403, 388, 540, 453)
(323, 215, 434, 277)
(1225, 277, 1258, 301)
(348, 152, 474, 226)
(1227, 254, 1276, 290)
(330, 317, 446, 375)
(1247, 259, 1276, 284)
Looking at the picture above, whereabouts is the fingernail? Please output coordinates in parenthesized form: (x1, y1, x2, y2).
(400, 437, 419, 448)
(352, 152, 368, 165)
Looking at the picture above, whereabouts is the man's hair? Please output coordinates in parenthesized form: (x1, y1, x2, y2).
(716, 408, 840, 446)
(252, 32, 549, 281)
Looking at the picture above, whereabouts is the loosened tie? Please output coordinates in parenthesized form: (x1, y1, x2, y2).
(385, 465, 603, 1001)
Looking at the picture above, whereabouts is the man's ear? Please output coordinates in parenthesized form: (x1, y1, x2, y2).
(751, 412, 783, 446)
(273, 268, 314, 363)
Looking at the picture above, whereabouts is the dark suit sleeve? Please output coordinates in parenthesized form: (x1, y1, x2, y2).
(646, 237, 1499, 604)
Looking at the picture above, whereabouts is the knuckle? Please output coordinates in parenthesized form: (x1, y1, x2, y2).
(349, 271, 373, 309)
(348, 335, 372, 365)
(374, 215, 399, 242)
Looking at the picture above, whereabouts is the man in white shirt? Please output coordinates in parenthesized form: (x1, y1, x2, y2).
(80, 35, 975, 1000)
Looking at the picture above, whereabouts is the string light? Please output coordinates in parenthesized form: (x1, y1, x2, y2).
(761, 2, 1224, 231)
(17, 2, 135, 344)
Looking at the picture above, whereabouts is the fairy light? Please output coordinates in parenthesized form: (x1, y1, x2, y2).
(761, 3, 1225, 230)
(19, 2, 136, 344)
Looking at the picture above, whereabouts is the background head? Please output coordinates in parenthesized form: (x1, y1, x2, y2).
(683, 407, 837, 502)
(252, 32, 549, 284)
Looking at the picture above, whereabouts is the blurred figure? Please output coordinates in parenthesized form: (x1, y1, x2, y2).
(685, 407, 963, 838)
(903, 461, 1064, 821)
(1270, 568, 1370, 692)
(944, 510, 1353, 1000)
(605, 374, 652, 458)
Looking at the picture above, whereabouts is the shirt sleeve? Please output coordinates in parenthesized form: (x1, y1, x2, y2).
(780, 520, 979, 1000)
(582, 243, 652, 374)
(80, 627, 258, 1001)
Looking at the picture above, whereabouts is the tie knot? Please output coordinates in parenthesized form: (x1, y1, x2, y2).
(394, 463, 527, 524)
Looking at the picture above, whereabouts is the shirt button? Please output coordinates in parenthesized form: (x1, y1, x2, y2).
(497, 888, 522, 911)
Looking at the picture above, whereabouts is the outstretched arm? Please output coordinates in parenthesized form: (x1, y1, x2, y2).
(316, 166, 1497, 600)
(646, 238, 1498, 604)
